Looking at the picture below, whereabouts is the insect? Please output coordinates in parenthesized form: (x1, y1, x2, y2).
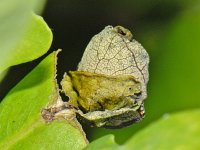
(61, 25, 149, 128)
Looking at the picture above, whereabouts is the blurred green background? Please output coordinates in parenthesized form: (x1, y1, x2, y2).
(1, 0, 200, 145)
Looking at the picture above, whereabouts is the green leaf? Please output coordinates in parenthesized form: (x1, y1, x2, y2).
(0, 0, 43, 51)
(86, 109, 200, 150)
(0, 51, 87, 150)
(84, 135, 119, 150)
(0, 12, 52, 73)
(124, 109, 200, 150)
(147, 4, 200, 115)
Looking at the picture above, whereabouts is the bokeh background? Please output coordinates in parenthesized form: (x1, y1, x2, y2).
(1, 0, 200, 144)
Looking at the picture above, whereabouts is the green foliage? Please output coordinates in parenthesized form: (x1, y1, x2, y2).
(0, 52, 87, 150)
(1, 1, 200, 149)
(0, 13, 52, 73)
(125, 110, 200, 150)
(0, 1, 87, 148)
(84, 135, 119, 150)
(85, 109, 200, 150)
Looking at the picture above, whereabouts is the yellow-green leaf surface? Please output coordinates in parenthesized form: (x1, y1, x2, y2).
(0, 13, 52, 73)
(0, 51, 87, 150)
(84, 135, 119, 150)
(124, 109, 200, 150)
(85, 109, 200, 150)
(0, 0, 43, 54)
